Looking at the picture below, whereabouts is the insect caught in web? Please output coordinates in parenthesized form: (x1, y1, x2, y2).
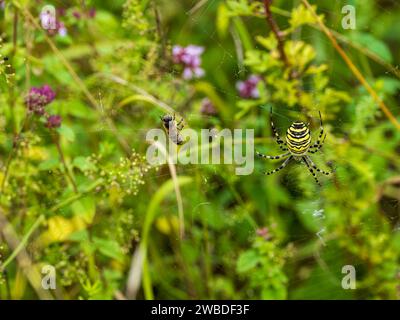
(256, 108, 332, 185)
(161, 113, 185, 145)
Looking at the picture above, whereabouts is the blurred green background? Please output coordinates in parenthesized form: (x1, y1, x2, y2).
(0, 0, 399, 299)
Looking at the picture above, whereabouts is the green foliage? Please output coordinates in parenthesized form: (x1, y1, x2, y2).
(0, 0, 399, 300)
(237, 237, 289, 299)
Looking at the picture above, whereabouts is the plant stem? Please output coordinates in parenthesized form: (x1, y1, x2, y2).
(154, 6, 167, 64)
(8, 9, 18, 134)
(263, 0, 289, 69)
(0, 215, 45, 272)
(49, 178, 103, 213)
(52, 133, 79, 194)
(3, 269, 11, 299)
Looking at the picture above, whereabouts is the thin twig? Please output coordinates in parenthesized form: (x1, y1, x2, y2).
(8, 9, 18, 134)
(152, 140, 185, 239)
(103, 73, 179, 116)
(12, 9, 18, 49)
(154, 6, 167, 63)
(263, 0, 289, 68)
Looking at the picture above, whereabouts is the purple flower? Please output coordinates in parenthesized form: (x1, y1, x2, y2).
(256, 227, 271, 240)
(73, 11, 81, 19)
(88, 8, 96, 18)
(0, 1, 5, 10)
(45, 115, 62, 129)
(200, 98, 217, 116)
(172, 45, 205, 80)
(236, 75, 262, 99)
(26, 85, 56, 115)
(57, 8, 66, 17)
(57, 22, 67, 37)
(39, 85, 56, 103)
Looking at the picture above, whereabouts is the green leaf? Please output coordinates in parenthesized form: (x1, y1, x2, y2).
(57, 124, 76, 142)
(377, 77, 400, 95)
(38, 158, 60, 171)
(59, 100, 95, 120)
(73, 156, 97, 172)
(226, 0, 253, 16)
(236, 250, 260, 273)
(289, 4, 319, 29)
(71, 197, 96, 224)
(349, 32, 393, 63)
(92, 237, 125, 263)
(68, 229, 90, 242)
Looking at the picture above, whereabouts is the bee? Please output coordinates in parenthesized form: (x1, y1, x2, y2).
(161, 114, 185, 145)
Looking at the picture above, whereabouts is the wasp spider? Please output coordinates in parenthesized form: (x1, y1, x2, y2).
(256, 108, 331, 185)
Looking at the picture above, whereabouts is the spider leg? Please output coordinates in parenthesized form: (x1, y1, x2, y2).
(303, 156, 321, 185)
(176, 118, 184, 130)
(256, 151, 290, 160)
(263, 156, 292, 175)
(310, 133, 326, 152)
(270, 107, 287, 151)
(304, 155, 331, 175)
(308, 147, 321, 154)
(309, 111, 326, 152)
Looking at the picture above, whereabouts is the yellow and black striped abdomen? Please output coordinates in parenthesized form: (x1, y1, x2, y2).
(286, 122, 311, 155)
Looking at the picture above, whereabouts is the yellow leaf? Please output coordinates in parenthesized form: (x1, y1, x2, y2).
(25, 146, 48, 161)
(155, 216, 179, 235)
(39, 215, 89, 245)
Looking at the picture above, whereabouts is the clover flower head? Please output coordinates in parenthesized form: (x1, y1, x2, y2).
(88, 8, 96, 18)
(46, 115, 62, 129)
(73, 11, 81, 19)
(200, 98, 217, 116)
(57, 22, 67, 37)
(26, 85, 56, 115)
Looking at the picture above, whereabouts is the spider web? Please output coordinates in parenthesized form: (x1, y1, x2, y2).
(138, 0, 400, 300)
(1, 0, 399, 300)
